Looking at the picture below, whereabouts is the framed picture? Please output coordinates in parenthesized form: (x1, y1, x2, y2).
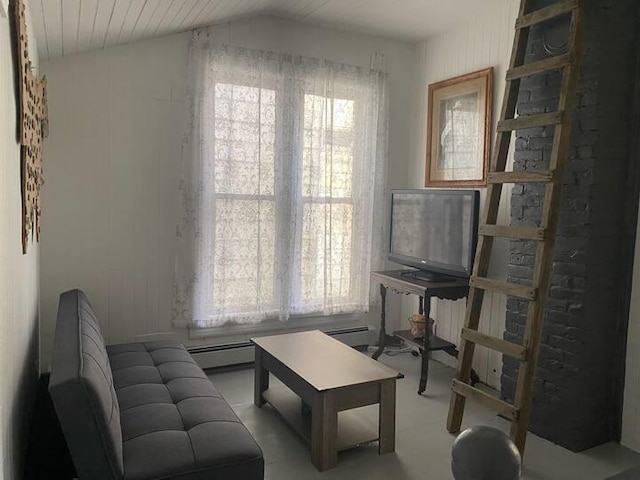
(425, 67, 493, 187)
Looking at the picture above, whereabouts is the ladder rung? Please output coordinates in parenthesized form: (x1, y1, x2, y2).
(497, 112, 562, 132)
(516, 0, 578, 29)
(506, 54, 572, 81)
(461, 328, 527, 360)
(479, 225, 546, 241)
(488, 171, 555, 184)
(452, 380, 519, 421)
(470, 276, 537, 300)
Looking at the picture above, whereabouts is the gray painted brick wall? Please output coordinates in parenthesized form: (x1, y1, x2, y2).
(501, 0, 640, 451)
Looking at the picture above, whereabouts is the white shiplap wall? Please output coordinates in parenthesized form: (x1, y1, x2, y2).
(39, 15, 416, 371)
(407, 0, 519, 389)
(0, 3, 41, 479)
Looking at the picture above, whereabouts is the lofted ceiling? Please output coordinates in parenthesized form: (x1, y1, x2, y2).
(29, 0, 493, 60)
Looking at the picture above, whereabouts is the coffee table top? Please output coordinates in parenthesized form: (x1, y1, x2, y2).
(252, 330, 398, 391)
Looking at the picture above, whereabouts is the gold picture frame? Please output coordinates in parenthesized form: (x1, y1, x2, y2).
(425, 67, 493, 187)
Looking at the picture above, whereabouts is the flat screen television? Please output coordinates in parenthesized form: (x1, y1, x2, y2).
(388, 189, 480, 281)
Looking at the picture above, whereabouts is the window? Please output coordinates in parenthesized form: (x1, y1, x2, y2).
(299, 94, 356, 311)
(212, 83, 277, 315)
(173, 41, 387, 329)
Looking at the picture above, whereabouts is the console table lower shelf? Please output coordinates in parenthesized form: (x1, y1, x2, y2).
(393, 330, 480, 387)
(393, 329, 456, 353)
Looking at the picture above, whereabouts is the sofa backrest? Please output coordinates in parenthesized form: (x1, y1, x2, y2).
(49, 289, 124, 480)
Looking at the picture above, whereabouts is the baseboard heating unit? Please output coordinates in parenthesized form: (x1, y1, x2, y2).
(188, 326, 373, 370)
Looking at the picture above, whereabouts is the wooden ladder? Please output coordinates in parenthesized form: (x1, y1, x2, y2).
(446, 0, 584, 454)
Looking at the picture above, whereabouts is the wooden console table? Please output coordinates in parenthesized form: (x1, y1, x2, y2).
(371, 270, 473, 395)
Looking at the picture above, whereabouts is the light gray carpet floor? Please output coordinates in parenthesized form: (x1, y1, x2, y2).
(607, 466, 640, 479)
(208, 349, 640, 479)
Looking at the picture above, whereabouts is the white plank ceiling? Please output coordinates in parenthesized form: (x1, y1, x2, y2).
(30, 0, 493, 60)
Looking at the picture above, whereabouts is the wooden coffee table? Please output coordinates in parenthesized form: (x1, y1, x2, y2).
(252, 330, 399, 471)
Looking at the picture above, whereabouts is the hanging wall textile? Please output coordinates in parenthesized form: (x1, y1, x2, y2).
(15, 0, 48, 254)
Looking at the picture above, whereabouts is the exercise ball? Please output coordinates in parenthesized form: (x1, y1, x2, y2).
(451, 426, 521, 480)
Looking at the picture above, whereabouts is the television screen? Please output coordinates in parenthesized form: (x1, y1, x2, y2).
(389, 189, 479, 279)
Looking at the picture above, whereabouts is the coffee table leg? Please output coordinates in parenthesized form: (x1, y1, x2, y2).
(254, 347, 269, 407)
(311, 391, 337, 471)
(379, 379, 396, 455)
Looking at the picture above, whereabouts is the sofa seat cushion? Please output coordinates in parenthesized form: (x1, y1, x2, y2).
(108, 340, 263, 480)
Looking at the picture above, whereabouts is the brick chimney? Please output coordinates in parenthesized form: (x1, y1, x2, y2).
(501, 0, 640, 451)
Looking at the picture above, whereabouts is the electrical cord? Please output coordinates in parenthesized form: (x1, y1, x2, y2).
(382, 346, 414, 356)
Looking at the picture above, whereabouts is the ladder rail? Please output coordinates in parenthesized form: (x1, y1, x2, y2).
(446, 0, 534, 435)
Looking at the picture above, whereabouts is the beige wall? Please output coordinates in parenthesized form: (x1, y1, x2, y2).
(39, 15, 416, 371)
(0, 3, 41, 479)
(405, 0, 519, 388)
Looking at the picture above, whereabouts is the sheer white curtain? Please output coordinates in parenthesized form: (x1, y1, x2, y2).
(172, 30, 388, 329)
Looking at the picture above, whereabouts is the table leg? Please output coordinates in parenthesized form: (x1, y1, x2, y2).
(418, 295, 431, 395)
(379, 379, 396, 455)
(311, 391, 338, 471)
(372, 284, 387, 360)
(254, 347, 269, 407)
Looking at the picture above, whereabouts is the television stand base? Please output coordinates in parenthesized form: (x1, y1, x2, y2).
(400, 270, 456, 283)
(370, 270, 470, 394)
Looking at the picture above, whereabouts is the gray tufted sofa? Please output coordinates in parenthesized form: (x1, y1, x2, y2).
(49, 289, 264, 480)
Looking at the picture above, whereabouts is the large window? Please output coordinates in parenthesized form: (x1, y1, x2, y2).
(212, 83, 277, 315)
(299, 94, 356, 311)
(173, 41, 387, 329)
